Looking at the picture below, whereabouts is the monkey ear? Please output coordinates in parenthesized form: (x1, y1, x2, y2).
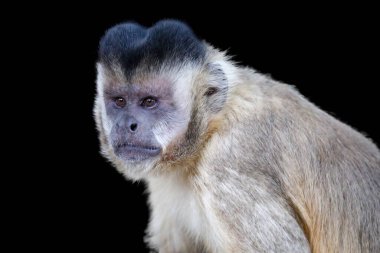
(205, 63, 228, 113)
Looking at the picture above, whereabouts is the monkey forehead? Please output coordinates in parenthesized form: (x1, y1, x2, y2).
(98, 20, 206, 78)
(98, 62, 198, 93)
(104, 75, 175, 98)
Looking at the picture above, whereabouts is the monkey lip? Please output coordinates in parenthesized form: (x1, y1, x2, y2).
(115, 142, 161, 160)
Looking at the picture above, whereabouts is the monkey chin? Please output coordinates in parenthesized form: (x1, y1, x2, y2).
(112, 145, 162, 180)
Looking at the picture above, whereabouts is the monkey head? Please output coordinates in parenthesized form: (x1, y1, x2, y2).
(94, 20, 230, 180)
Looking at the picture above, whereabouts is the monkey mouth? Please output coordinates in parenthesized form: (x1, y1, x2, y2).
(114, 142, 161, 161)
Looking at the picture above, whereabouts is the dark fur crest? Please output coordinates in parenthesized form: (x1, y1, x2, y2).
(98, 20, 206, 78)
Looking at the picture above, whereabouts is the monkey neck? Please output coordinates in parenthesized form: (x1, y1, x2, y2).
(157, 115, 224, 179)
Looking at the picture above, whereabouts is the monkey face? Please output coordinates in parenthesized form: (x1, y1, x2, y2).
(95, 63, 198, 178)
(104, 69, 195, 163)
(95, 61, 228, 179)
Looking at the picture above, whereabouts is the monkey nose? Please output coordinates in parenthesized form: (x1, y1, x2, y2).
(129, 123, 138, 132)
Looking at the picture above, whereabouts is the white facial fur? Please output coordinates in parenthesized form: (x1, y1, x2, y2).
(95, 64, 113, 137)
(152, 65, 200, 152)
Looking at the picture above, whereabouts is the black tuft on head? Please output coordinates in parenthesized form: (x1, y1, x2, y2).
(98, 20, 206, 77)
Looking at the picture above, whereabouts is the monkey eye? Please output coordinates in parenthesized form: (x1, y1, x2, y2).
(205, 87, 218, 96)
(114, 97, 126, 108)
(140, 96, 158, 109)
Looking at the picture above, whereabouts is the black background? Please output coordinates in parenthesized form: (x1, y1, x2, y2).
(12, 4, 379, 252)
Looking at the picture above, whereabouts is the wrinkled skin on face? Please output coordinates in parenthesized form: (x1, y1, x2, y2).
(103, 78, 175, 162)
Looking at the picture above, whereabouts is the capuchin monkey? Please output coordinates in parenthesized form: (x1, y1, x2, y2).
(94, 20, 380, 253)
